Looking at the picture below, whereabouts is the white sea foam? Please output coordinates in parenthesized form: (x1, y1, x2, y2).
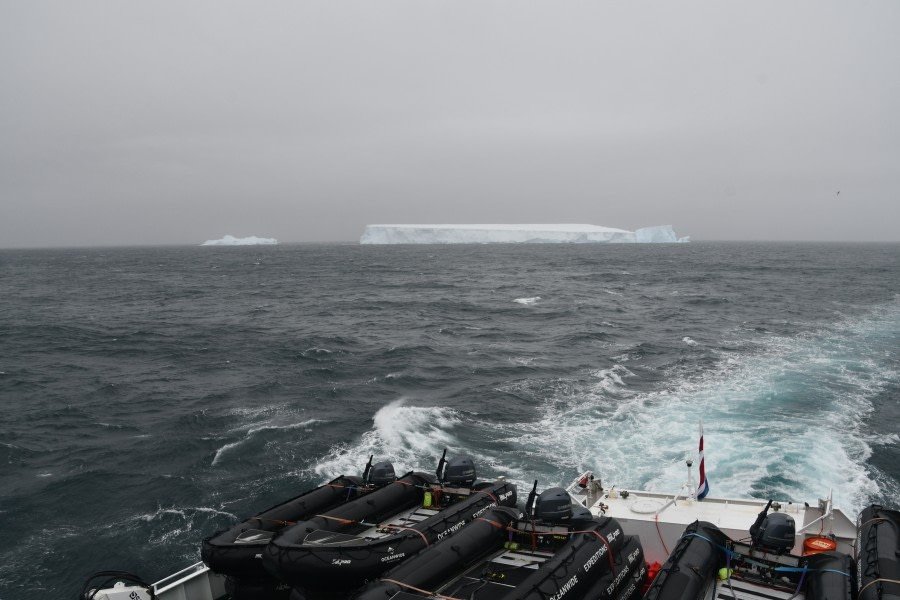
(515, 306, 899, 513)
(308, 303, 898, 514)
(514, 297, 541, 305)
(201, 235, 278, 246)
(509, 356, 536, 366)
(212, 418, 321, 465)
(313, 399, 461, 479)
(130, 505, 238, 547)
(683, 337, 698, 346)
(594, 364, 634, 389)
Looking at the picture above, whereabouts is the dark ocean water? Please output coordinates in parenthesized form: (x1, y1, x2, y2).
(1, 242, 898, 600)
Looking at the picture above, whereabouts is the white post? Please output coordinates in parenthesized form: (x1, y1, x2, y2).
(687, 459, 696, 501)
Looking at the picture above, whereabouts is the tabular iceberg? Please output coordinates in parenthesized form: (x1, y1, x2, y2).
(360, 224, 687, 244)
(201, 235, 278, 246)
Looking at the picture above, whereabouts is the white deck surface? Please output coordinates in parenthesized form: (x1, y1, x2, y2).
(566, 474, 857, 566)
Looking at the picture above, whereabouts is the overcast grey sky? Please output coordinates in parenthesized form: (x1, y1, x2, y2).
(2, 1, 899, 247)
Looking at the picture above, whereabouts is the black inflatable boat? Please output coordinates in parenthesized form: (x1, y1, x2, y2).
(643, 520, 729, 600)
(201, 473, 368, 580)
(804, 551, 856, 600)
(350, 484, 646, 600)
(857, 504, 900, 600)
(201, 457, 398, 598)
(264, 455, 517, 594)
(645, 507, 860, 600)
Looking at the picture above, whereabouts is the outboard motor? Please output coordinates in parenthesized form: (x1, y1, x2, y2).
(570, 504, 593, 525)
(367, 461, 396, 486)
(534, 487, 573, 522)
(443, 456, 477, 487)
(753, 511, 796, 553)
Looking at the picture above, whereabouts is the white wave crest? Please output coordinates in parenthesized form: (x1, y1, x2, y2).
(137, 505, 238, 522)
(589, 364, 634, 391)
(513, 297, 541, 305)
(313, 399, 461, 479)
(212, 418, 321, 466)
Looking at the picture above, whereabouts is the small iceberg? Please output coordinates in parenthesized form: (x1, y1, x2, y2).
(201, 235, 278, 246)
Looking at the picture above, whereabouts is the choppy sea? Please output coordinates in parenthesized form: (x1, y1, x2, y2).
(1, 242, 898, 600)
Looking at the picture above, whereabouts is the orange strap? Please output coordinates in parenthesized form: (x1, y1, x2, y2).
(471, 489, 499, 504)
(382, 525, 430, 546)
(477, 518, 504, 529)
(314, 514, 354, 524)
(381, 579, 462, 600)
(313, 514, 376, 527)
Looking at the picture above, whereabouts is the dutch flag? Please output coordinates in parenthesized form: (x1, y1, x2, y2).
(696, 421, 710, 500)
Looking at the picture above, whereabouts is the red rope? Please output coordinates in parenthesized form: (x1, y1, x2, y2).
(314, 514, 356, 524)
(655, 514, 670, 556)
(471, 489, 499, 505)
(569, 529, 616, 572)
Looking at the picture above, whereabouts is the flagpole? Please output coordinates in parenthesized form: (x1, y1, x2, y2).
(696, 419, 709, 500)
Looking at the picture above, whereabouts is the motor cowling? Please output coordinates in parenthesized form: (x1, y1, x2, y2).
(753, 512, 795, 553)
(534, 487, 573, 522)
(570, 504, 593, 524)
(443, 456, 476, 487)
(367, 461, 396, 486)
(83, 583, 153, 600)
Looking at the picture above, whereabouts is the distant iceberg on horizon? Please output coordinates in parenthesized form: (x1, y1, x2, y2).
(360, 224, 688, 244)
(201, 235, 278, 246)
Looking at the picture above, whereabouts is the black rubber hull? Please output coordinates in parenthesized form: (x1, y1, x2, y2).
(804, 551, 855, 600)
(578, 536, 645, 600)
(201, 475, 366, 579)
(265, 479, 516, 591)
(355, 513, 629, 600)
(352, 506, 522, 600)
(224, 575, 293, 600)
(609, 558, 648, 600)
(643, 520, 730, 600)
(857, 504, 900, 600)
(502, 517, 626, 600)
